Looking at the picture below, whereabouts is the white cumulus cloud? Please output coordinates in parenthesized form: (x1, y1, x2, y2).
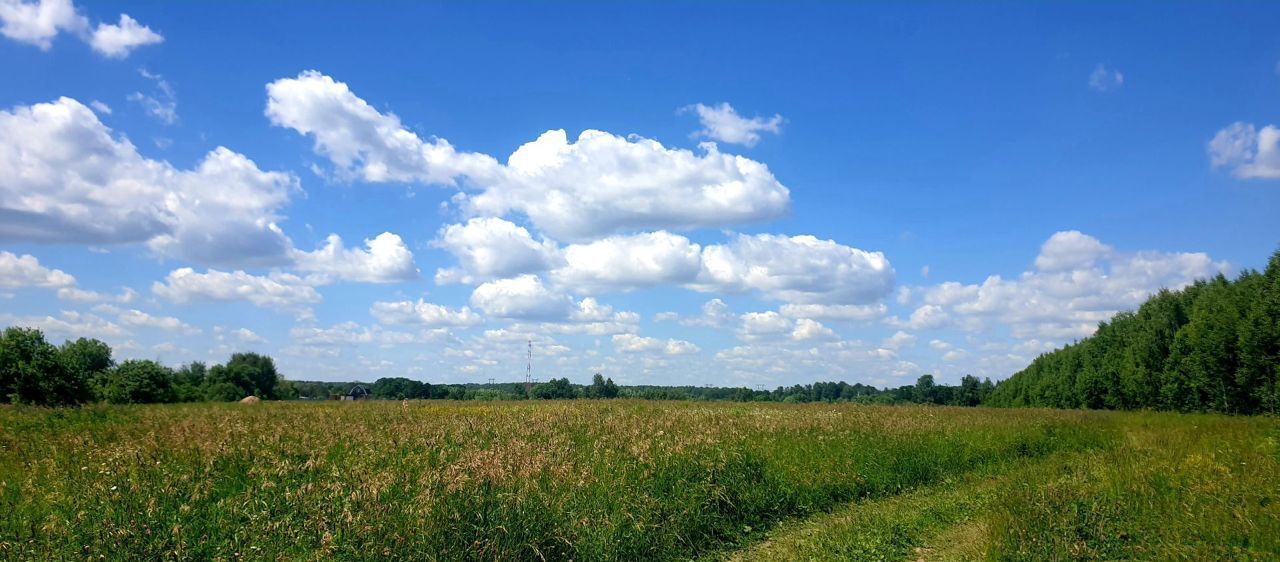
(293, 232, 419, 283)
(612, 333, 700, 355)
(0, 250, 75, 288)
(152, 268, 321, 312)
(683, 102, 783, 146)
(433, 217, 560, 284)
(1208, 121, 1280, 180)
(469, 274, 574, 321)
(0, 0, 84, 49)
(0, 97, 298, 267)
(0, 0, 160, 57)
(369, 299, 482, 327)
(88, 13, 161, 58)
(552, 231, 703, 292)
(902, 231, 1228, 339)
(695, 233, 895, 304)
(265, 71, 500, 185)
(791, 318, 837, 342)
(266, 72, 792, 240)
(469, 129, 790, 240)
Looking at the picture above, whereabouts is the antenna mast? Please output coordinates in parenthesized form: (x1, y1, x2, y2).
(524, 339, 533, 395)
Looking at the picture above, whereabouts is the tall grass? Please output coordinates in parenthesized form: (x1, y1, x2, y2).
(731, 411, 1280, 561)
(0, 401, 1108, 560)
(988, 413, 1280, 560)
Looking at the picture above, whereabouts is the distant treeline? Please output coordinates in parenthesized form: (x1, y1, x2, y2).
(295, 373, 996, 406)
(1, 325, 995, 407)
(989, 250, 1280, 414)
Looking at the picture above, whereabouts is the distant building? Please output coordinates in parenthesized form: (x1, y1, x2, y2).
(344, 385, 370, 401)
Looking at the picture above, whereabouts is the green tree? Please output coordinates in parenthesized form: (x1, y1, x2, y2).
(0, 327, 91, 406)
(585, 373, 619, 399)
(955, 374, 983, 406)
(59, 338, 114, 382)
(205, 362, 255, 400)
(173, 362, 207, 402)
(372, 377, 426, 399)
(206, 353, 283, 400)
(531, 377, 577, 399)
(98, 360, 176, 404)
(203, 381, 244, 402)
(914, 374, 938, 404)
(1237, 251, 1280, 413)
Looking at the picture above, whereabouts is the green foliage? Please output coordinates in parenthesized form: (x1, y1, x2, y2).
(59, 337, 114, 378)
(0, 326, 298, 406)
(0, 327, 95, 406)
(583, 373, 619, 398)
(172, 362, 207, 402)
(97, 360, 176, 404)
(205, 352, 281, 401)
(531, 377, 577, 399)
(990, 249, 1280, 414)
(371, 376, 430, 399)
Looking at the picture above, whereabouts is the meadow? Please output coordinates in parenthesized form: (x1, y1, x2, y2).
(0, 400, 1276, 561)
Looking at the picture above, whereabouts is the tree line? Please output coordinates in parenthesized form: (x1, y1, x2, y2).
(3, 322, 1000, 408)
(988, 249, 1280, 414)
(291, 373, 993, 405)
(0, 327, 290, 406)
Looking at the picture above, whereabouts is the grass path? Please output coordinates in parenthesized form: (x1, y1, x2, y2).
(726, 413, 1280, 561)
(722, 453, 1072, 561)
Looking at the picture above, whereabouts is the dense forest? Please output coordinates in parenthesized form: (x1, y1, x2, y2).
(989, 250, 1280, 414)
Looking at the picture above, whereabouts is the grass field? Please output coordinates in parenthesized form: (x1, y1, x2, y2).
(1, 401, 1276, 561)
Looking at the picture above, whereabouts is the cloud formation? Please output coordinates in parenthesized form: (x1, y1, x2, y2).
(0, 250, 75, 289)
(293, 232, 419, 283)
(695, 233, 895, 304)
(0, 0, 161, 57)
(683, 102, 783, 146)
(898, 231, 1228, 339)
(266, 72, 792, 240)
(152, 268, 321, 312)
(0, 97, 298, 267)
(433, 217, 560, 284)
(88, 13, 161, 58)
(369, 299, 482, 327)
(1208, 121, 1280, 180)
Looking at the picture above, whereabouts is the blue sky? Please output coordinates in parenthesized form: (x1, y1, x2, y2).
(2, 1, 1278, 387)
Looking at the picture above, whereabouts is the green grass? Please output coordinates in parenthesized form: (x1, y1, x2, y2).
(0, 401, 1273, 560)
